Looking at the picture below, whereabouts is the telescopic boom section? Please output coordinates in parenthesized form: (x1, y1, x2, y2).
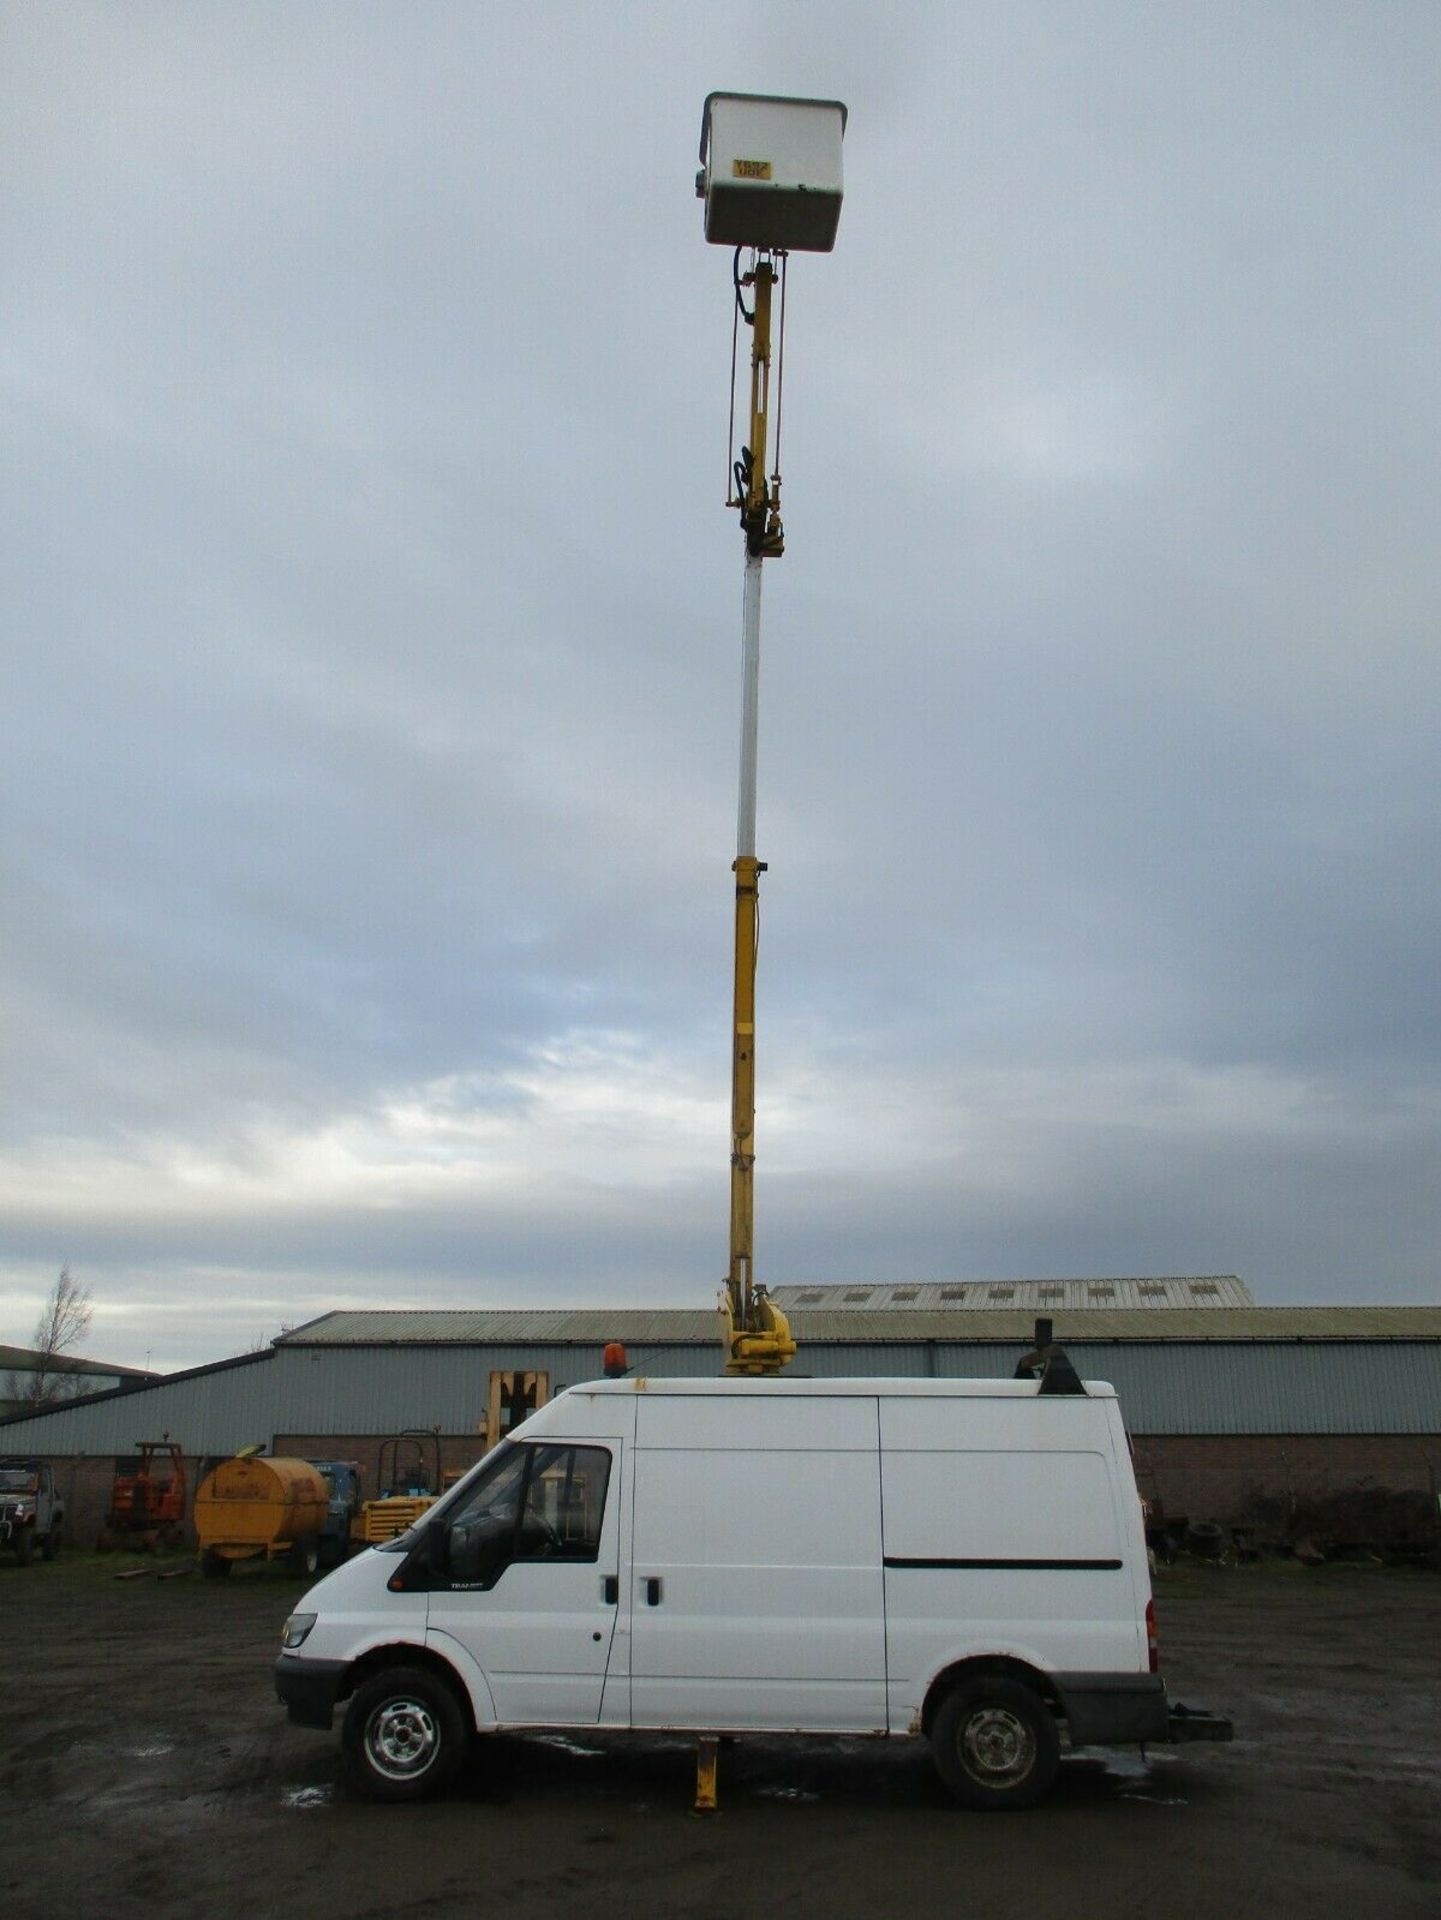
(722, 252, 795, 1376)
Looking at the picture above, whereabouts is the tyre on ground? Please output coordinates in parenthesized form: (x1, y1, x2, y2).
(341, 1665, 469, 1803)
(15, 1528, 34, 1567)
(289, 1535, 320, 1578)
(41, 1527, 60, 1562)
(201, 1549, 233, 1578)
(930, 1675, 1061, 1810)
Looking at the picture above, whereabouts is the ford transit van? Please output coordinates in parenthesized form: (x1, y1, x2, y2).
(275, 1371, 1231, 1807)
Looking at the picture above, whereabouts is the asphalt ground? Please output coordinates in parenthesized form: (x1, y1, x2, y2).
(2, 1553, 1437, 1919)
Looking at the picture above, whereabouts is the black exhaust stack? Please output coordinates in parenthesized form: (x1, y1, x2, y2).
(1014, 1316, 1086, 1395)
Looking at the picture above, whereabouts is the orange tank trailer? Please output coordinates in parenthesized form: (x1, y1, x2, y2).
(195, 1454, 329, 1579)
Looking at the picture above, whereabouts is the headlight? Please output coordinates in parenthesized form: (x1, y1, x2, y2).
(281, 1612, 317, 1650)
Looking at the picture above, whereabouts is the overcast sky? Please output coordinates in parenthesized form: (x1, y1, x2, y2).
(3, 3, 1438, 1369)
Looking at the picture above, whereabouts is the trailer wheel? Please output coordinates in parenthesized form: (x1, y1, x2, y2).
(289, 1535, 320, 1578)
(342, 1666, 468, 1803)
(931, 1677, 1060, 1810)
(201, 1550, 233, 1578)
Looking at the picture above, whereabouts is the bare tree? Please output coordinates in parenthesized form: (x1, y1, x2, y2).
(12, 1266, 94, 1407)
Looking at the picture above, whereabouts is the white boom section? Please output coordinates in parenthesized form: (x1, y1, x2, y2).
(736, 550, 763, 859)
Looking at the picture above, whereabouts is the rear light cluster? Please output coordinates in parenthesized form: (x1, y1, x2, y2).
(1146, 1598, 1160, 1674)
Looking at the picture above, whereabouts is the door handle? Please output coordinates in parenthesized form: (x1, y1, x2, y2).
(602, 1574, 618, 1605)
(645, 1576, 663, 1607)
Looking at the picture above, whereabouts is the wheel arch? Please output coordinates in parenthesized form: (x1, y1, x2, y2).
(920, 1655, 1061, 1740)
(341, 1644, 478, 1730)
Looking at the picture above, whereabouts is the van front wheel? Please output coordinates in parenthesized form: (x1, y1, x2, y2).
(342, 1667, 467, 1802)
(932, 1678, 1059, 1810)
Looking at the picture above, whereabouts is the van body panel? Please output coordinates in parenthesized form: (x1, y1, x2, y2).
(286, 1545, 430, 1674)
(277, 1377, 1184, 1777)
(425, 1436, 624, 1726)
(881, 1447, 1119, 1564)
(634, 1390, 879, 1452)
(629, 1394, 887, 1730)
(884, 1569, 1141, 1730)
(420, 1632, 498, 1727)
(878, 1385, 1149, 1715)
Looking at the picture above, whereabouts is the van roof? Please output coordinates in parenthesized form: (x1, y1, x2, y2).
(564, 1376, 1116, 1400)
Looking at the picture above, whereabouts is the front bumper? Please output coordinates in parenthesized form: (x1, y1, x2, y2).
(274, 1654, 349, 1730)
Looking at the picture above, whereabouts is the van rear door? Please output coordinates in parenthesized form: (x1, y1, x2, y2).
(629, 1393, 886, 1733)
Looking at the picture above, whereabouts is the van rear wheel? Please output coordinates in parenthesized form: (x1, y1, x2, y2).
(341, 1667, 467, 1803)
(932, 1677, 1059, 1810)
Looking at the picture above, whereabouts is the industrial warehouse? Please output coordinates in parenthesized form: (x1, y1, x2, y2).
(4, 1275, 1438, 1556)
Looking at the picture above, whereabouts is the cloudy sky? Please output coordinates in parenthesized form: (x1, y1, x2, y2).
(3, 3, 1438, 1369)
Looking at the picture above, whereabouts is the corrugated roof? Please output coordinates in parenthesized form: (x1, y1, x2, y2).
(0, 1344, 154, 1378)
(772, 1276, 1255, 1310)
(278, 1305, 1441, 1346)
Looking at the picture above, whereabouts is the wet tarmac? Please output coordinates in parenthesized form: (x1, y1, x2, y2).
(2, 1556, 1437, 1918)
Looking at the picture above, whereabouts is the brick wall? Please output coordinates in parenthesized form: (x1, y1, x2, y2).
(20, 1430, 1439, 1554)
(1131, 1432, 1441, 1541)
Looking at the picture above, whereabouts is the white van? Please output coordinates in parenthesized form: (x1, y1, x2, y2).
(275, 1369, 1231, 1808)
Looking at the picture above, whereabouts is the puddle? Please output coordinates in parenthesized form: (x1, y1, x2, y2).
(1092, 1747, 1187, 1804)
(531, 1736, 605, 1758)
(753, 1785, 821, 1802)
(1094, 1748, 1149, 1780)
(281, 1785, 335, 1809)
(123, 1743, 175, 1759)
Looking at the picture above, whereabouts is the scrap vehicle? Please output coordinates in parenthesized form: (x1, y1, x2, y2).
(351, 1430, 443, 1546)
(0, 1458, 64, 1566)
(100, 1436, 187, 1549)
(196, 1448, 329, 1578)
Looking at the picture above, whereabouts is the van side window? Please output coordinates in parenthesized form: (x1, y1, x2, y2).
(444, 1444, 611, 1589)
(516, 1445, 611, 1564)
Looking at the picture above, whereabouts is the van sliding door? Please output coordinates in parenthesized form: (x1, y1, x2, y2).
(629, 1396, 886, 1733)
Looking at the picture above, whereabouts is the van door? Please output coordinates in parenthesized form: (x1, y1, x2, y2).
(879, 1396, 1136, 1730)
(629, 1394, 886, 1733)
(426, 1439, 622, 1725)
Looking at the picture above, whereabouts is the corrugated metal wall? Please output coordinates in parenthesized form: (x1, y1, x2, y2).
(2, 1338, 1437, 1454)
(0, 1353, 277, 1457)
(919, 1342, 1441, 1434)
